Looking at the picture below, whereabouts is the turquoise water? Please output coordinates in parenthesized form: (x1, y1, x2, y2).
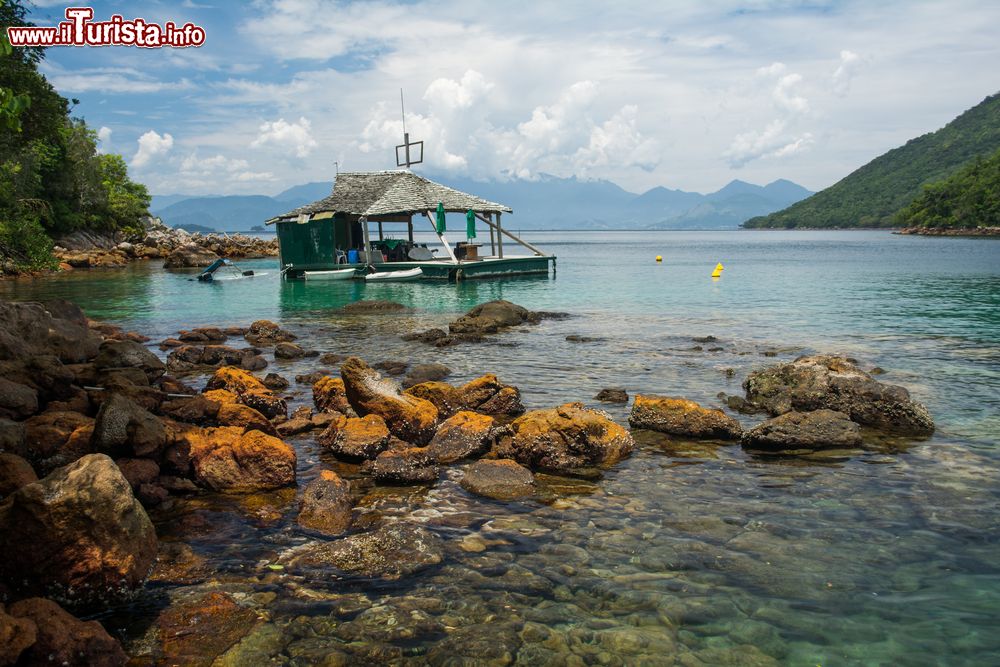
(3, 230, 999, 664)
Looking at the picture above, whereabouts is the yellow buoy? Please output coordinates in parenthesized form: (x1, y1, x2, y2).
(711, 262, 724, 278)
(655, 255, 662, 262)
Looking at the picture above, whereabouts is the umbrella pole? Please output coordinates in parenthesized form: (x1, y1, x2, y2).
(424, 210, 458, 262)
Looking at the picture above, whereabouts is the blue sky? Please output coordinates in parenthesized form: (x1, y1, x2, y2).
(24, 0, 1000, 196)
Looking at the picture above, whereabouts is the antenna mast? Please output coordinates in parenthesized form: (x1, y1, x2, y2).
(395, 88, 423, 169)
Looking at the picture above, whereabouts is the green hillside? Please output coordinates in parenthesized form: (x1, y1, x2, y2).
(895, 147, 1000, 229)
(744, 92, 1000, 228)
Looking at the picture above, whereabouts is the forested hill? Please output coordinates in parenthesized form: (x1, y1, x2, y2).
(895, 147, 1000, 230)
(744, 92, 1000, 228)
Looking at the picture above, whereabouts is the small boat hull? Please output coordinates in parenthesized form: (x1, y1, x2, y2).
(304, 268, 356, 281)
(365, 267, 423, 282)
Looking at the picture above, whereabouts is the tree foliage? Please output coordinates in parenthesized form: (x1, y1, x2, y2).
(0, 0, 150, 271)
(894, 148, 1000, 229)
(744, 92, 1000, 228)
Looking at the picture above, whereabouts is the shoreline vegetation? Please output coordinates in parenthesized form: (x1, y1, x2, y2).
(0, 296, 938, 663)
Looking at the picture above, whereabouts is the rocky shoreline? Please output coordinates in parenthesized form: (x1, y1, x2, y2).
(0, 296, 937, 664)
(896, 226, 1000, 237)
(49, 217, 278, 272)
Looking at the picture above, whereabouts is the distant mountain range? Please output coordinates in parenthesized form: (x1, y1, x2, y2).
(746, 92, 1000, 228)
(150, 175, 812, 232)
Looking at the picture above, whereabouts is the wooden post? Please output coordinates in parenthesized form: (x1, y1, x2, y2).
(475, 212, 546, 256)
(496, 212, 504, 258)
(407, 218, 414, 244)
(424, 210, 458, 262)
(489, 217, 496, 257)
(378, 221, 384, 241)
(361, 216, 372, 261)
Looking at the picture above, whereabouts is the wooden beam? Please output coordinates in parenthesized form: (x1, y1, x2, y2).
(378, 221, 384, 241)
(408, 218, 414, 244)
(475, 212, 546, 256)
(489, 219, 495, 256)
(497, 212, 504, 258)
(424, 210, 458, 262)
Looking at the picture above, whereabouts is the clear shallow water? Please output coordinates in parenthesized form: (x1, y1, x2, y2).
(2, 230, 1000, 665)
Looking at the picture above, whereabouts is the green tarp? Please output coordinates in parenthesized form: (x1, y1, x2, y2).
(466, 209, 476, 239)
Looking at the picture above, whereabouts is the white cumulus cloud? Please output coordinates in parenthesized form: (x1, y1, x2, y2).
(132, 130, 174, 168)
(251, 117, 318, 158)
(832, 50, 864, 96)
(96, 126, 112, 153)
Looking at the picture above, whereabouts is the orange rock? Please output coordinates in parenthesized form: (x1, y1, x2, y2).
(215, 402, 278, 436)
(156, 592, 259, 665)
(629, 395, 742, 440)
(204, 366, 286, 419)
(312, 376, 352, 414)
(317, 413, 392, 461)
(426, 411, 496, 463)
(8, 597, 126, 667)
(22, 411, 95, 474)
(496, 402, 634, 473)
(186, 426, 296, 492)
(405, 374, 524, 419)
(340, 357, 438, 444)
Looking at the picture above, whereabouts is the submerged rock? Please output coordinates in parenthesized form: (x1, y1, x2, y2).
(742, 409, 863, 452)
(285, 522, 443, 580)
(340, 300, 409, 313)
(629, 395, 743, 440)
(426, 411, 497, 463)
(743, 354, 934, 436)
(6, 597, 127, 667)
(0, 453, 157, 608)
(156, 592, 260, 666)
(405, 374, 524, 419)
(244, 319, 296, 346)
(0, 452, 37, 499)
(297, 470, 353, 535)
(595, 388, 629, 403)
(317, 413, 392, 461)
(401, 362, 452, 388)
(495, 402, 634, 473)
(449, 300, 533, 335)
(460, 459, 535, 500)
(274, 341, 307, 359)
(340, 357, 439, 444)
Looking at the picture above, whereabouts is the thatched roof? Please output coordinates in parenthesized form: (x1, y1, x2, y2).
(266, 171, 512, 224)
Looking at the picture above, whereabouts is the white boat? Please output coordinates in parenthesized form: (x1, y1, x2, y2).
(303, 268, 356, 281)
(364, 267, 423, 282)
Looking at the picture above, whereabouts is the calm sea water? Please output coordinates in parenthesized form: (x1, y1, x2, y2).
(2, 230, 999, 665)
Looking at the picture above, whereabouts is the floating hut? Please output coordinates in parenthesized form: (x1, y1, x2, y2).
(265, 170, 555, 280)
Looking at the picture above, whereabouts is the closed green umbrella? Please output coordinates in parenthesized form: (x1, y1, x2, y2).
(466, 209, 476, 239)
(436, 202, 446, 234)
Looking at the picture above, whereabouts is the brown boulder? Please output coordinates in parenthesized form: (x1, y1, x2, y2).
(595, 388, 629, 403)
(426, 411, 496, 463)
(22, 411, 95, 474)
(0, 299, 100, 364)
(340, 357, 439, 444)
(0, 418, 26, 456)
(163, 243, 220, 268)
(92, 393, 168, 458)
(93, 339, 166, 383)
(297, 470, 353, 535)
(0, 453, 157, 608)
(115, 457, 160, 491)
(204, 366, 286, 419)
(8, 597, 126, 667)
(186, 426, 296, 492)
(495, 402, 634, 473)
(0, 603, 36, 665)
(0, 354, 76, 404)
(742, 409, 863, 452)
(628, 395, 743, 440)
(401, 362, 452, 388)
(159, 394, 222, 424)
(274, 341, 307, 359)
(313, 376, 352, 414)
(0, 452, 37, 499)
(743, 355, 934, 436)
(276, 417, 316, 436)
(361, 447, 440, 484)
(317, 413, 392, 461)
(0, 377, 39, 420)
(263, 372, 289, 390)
(460, 459, 535, 500)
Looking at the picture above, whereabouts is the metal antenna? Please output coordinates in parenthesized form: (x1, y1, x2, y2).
(395, 88, 423, 169)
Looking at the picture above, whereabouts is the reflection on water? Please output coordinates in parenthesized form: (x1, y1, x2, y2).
(2, 230, 999, 663)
